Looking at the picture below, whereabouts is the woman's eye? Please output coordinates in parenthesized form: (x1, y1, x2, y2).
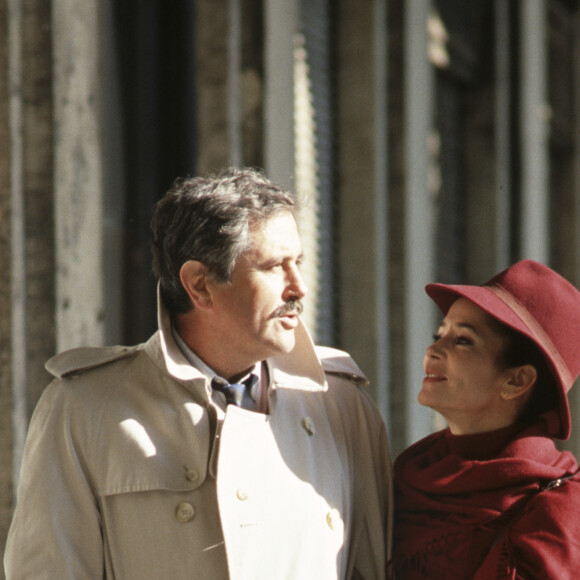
(455, 336, 473, 346)
(432, 333, 441, 342)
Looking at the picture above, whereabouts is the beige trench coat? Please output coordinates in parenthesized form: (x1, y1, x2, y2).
(4, 300, 392, 579)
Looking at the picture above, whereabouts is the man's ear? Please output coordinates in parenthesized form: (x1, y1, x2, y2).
(503, 364, 538, 401)
(180, 260, 212, 310)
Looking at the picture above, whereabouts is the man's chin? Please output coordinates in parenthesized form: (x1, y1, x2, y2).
(269, 332, 297, 356)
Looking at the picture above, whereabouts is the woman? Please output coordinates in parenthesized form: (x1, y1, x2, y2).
(391, 259, 580, 580)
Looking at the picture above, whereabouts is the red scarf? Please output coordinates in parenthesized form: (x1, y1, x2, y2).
(391, 416, 579, 579)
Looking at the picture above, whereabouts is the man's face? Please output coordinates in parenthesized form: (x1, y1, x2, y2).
(206, 211, 307, 368)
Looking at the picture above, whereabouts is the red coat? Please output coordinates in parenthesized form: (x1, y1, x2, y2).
(391, 417, 580, 580)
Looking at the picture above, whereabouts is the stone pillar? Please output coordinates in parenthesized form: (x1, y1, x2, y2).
(1, 0, 56, 569)
(520, 0, 549, 262)
(402, 1, 437, 447)
(263, 0, 297, 192)
(335, 0, 390, 420)
(195, 0, 230, 173)
(53, 0, 106, 352)
(0, 0, 13, 568)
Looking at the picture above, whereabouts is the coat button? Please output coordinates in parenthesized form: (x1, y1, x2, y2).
(236, 488, 249, 501)
(185, 469, 199, 483)
(326, 509, 340, 530)
(175, 502, 195, 522)
(301, 416, 315, 436)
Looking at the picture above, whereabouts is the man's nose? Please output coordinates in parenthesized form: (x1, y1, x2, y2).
(287, 264, 308, 299)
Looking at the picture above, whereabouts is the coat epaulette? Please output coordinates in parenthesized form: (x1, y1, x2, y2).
(45, 345, 138, 379)
(316, 346, 369, 387)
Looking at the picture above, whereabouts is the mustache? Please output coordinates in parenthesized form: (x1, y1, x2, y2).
(272, 299, 304, 318)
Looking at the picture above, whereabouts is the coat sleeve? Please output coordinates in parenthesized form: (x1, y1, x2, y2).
(348, 387, 393, 580)
(4, 380, 104, 579)
(317, 346, 393, 578)
(321, 373, 392, 579)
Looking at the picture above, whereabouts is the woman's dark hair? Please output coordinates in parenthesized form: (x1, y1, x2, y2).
(151, 167, 296, 315)
(491, 318, 559, 423)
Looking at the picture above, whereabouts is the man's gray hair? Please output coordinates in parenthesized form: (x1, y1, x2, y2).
(151, 167, 297, 315)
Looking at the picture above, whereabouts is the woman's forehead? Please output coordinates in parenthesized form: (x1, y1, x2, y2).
(444, 298, 499, 330)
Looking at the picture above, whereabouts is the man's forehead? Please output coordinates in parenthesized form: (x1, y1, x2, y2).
(245, 213, 302, 255)
(250, 212, 300, 238)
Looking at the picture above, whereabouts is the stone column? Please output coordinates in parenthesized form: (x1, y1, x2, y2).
(0, 0, 13, 567)
(53, 0, 106, 352)
(335, 0, 390, 421)
(195, 0, 230, 173)
(1, 0, 56, 568)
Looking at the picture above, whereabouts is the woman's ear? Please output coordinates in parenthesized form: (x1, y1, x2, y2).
(503, 364, 538, 401)
(180, 260, 212, 310)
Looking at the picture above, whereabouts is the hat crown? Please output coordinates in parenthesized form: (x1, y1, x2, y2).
(487, 260, 580, 384)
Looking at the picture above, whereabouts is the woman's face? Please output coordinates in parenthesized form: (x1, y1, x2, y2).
(419, 297, 516, 434)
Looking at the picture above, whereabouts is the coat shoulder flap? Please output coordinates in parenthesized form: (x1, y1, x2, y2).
(315, 345, 369, 387)
(45, 345, 138, 379)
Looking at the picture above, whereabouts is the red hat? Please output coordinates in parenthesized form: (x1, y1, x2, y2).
(425, 259, 580, 439)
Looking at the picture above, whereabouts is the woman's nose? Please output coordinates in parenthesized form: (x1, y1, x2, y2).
(426, 339, 443, 359)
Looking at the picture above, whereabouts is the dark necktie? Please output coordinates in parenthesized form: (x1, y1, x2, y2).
(212, 374, 259, 407)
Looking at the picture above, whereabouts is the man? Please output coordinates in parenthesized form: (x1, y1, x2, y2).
(5, 167, 392, 579)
